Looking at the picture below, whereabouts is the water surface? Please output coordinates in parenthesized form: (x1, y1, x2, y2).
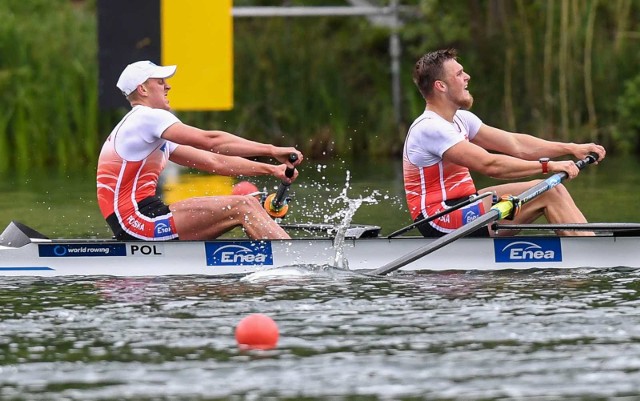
(2, 268, 640, 399)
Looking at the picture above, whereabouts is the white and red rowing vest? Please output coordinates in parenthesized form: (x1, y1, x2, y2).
(403, 109, 484, 233)
(96, 105, 179, 240)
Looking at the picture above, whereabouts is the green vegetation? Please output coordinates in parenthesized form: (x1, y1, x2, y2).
(1, 0, 640, 173)
(0, 0, 100, 172)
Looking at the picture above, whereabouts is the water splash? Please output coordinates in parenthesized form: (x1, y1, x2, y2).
(324, 171, 379, 269)
(240, 263, 359, 282)
(240, 169, 380, 281)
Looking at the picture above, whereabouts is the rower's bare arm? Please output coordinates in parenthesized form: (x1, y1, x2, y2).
(169, 146, 278, 177)
(472, 124, 605, 162)
(444, 141, 579, 179)
(162, 123, 303, 165)
(472, 124, 564, 160)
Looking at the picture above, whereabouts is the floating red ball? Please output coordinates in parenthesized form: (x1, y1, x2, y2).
(232, 181, 259, 196)
(235, 313, 279, 350)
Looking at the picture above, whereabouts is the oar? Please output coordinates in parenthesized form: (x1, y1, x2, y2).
(493, 222, 640, 232)
(264, 153, 298, 219)
(279, 223, 381, 238)
(386, 192, 492, 238)
(372, 154, 598, 276)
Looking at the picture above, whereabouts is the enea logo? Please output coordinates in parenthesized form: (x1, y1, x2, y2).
(462, 204, 482, 224)
(205, 241, 273, 266)
(154, 219, 173, 238)
(39, 244, 126, 257)
(494, 238, 562, 263)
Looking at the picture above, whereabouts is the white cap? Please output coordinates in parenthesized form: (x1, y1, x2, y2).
(116, 60, 177, 96)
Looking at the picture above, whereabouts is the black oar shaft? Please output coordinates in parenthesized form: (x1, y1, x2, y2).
(271, 171, 294, 210)
(372, 154, 598, 276)
(494, 223, 640, 231)
(387, 192, 492, 239)
(268, 153, 298, 212)
(374, 209, 500, 275)
(513, 155, 593, 205)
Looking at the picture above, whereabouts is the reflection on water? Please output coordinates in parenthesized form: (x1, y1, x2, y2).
(1, 269, 640, 399)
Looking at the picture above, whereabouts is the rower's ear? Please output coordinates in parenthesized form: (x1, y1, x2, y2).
(435, 80, 447, 92)
(134, 83, 148, 97)
(137, 85, 146, 95)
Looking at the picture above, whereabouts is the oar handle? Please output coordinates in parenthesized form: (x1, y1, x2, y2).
(575, 153, 598, 170)
(264, 153, 298, 218)
(493, 153, 600, 221)
(271, 153, 298, 209)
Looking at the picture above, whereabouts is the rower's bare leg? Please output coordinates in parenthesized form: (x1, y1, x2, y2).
(170, 195, 290, 240)
(480, 180, 593, 237)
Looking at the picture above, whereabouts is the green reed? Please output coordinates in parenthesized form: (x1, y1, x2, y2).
(0, 0, 98, 173)
(181, 15, 402, 159)
(3, 0, 640, 174)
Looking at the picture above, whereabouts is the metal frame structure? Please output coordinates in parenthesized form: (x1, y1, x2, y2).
(232, 1, 405, 125)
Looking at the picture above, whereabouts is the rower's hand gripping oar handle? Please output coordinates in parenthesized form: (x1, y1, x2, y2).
(264, 153, 298, 219)
(497, 152, 599, 221)
(574, 153, 599, 171)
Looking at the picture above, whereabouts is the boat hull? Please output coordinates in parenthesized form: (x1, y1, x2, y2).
(1, 235, 638, 276)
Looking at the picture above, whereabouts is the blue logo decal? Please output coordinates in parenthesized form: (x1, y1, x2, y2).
(39, 244, 126, 257)
(494, 238, 562, 263)
(205, 241, 273, 266)
(154, 219, 173, 238)
(548, 175, 562, 186)
(461, 204, 482, 224)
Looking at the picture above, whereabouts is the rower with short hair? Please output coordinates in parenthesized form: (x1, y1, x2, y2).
(97, 61, 303, 241)
(405, 49, 606, 237)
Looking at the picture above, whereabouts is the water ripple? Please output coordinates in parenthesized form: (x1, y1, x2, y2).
(1, 269, 640, 399)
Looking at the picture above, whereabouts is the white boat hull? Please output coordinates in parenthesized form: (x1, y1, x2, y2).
(1, 235, 638, 277)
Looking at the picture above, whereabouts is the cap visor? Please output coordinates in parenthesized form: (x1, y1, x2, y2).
(149, 65, 177, 79)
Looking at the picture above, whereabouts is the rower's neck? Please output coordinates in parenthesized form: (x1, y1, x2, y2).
(425, 103, 456, 122)
(130, 100, 148, 108)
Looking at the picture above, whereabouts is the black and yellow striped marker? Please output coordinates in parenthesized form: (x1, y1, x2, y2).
(98, 0, 233, 111)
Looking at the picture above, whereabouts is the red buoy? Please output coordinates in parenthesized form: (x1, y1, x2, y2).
(232, 181, 259, 196)
(235, 313, 279, 350)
